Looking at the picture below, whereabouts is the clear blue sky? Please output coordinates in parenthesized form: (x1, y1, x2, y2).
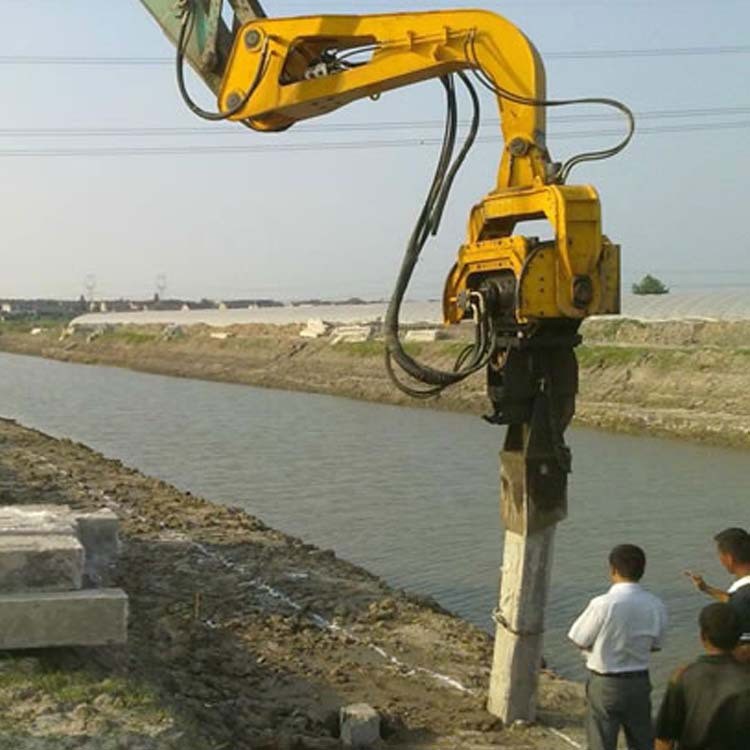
(1, 0, 749, 300)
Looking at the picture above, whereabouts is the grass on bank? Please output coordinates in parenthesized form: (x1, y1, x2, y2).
(576, 344, 738, 372)
(0, 317, 69, 335)
(107, 329, 160, 345)
(0, 653, 169, 732)
(331, 339, 473, 359)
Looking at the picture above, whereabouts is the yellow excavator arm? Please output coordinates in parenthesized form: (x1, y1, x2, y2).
(219, 11, 620, 326)
(140, 0, 631, 520)
(137, 0, 634, 723)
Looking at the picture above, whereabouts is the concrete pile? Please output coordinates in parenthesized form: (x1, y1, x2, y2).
(0, 505, 128, 650)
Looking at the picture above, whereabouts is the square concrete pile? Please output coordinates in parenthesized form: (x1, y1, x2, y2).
(0, 505, 127, 650)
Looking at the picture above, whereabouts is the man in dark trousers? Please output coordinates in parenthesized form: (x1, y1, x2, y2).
(655, 603, 750, 750)
(685, 527, 750, 663)
(568, 544, 667, 750)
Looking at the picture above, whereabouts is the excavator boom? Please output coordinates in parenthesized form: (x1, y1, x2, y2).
(135, 0, 630, 724)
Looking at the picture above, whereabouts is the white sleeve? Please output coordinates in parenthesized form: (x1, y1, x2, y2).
(653, 599, 668, 649)
(568, 598, 605, 649)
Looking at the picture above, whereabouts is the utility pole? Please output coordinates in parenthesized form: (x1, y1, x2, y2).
(83, 274, 97, 311)
(155, 273, 167, 303)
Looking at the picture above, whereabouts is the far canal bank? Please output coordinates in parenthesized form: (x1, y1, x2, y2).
(2, 316, 750, 448)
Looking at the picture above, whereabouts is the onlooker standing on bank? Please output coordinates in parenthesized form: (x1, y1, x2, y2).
(568, 544, 668, 750)
(684, 527, 750, 663)
(655, 603, 750, 750)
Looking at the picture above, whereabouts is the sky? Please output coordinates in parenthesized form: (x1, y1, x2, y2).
(1, 0, 749, 301)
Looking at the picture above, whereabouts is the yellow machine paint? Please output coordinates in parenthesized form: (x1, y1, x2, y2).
(218, 11, 620, 328)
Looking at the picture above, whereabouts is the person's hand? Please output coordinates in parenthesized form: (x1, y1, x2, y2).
(683, 570, 707, 592)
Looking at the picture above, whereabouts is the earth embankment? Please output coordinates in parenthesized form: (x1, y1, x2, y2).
(0, 418, 584, 749)
(2, 316, 750, 448)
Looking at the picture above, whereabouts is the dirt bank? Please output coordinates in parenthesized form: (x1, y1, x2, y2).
(2, 316, 749, 448)
(0, 418, 585, 749)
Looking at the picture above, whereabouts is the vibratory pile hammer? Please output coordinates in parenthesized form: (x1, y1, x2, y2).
(140, 0, 630, 721)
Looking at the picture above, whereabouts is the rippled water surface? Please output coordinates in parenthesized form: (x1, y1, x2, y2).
(0, 352, 746, 686)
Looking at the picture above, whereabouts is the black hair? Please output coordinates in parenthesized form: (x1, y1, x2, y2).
(699, 603, 741, 651)
(714, 528, 750, 564)
(609, 544, 646, 581)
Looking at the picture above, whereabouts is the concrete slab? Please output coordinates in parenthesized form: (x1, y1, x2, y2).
(330, 325, 374, 345)
(0, 534, 84, 593)
(300, 318, 330, 339)
(340, 704, 380, 748)
(0, 505, 76, 537)
(0, 588, 128, 649)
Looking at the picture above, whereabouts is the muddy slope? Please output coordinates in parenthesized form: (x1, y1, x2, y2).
(0, 419, 584, 749)
(2, 317, 749, 448)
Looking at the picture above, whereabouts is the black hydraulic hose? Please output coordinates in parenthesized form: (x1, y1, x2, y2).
(384, 74, 494, 393)
(466, 34, 635, 182)
(428, 71, 481, 235)
(384, 77, 461, 388)
(176, 3, 270, 122)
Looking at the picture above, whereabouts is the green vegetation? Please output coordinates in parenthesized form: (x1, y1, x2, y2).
(631, 274, 669, 295)
(0, 317, 63, 334)
(582, 318, 648, 340)
(103, 328, 160, 345)
(234, 335, 275, 349)
(0, 655, 169, 735)
(438, 340, 476, 357)
(333, 340, 430, 358)
(0, 666, 159, 709)
(576, 344, 743, 372)
(332, 341, 383, 357)
(577, 345, 648, 368)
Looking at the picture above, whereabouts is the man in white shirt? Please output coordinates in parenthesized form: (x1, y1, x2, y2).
(568, 544, 668, 750)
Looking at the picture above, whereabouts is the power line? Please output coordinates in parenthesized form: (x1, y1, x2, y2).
(0, 119, 748, 158)
(0, 56, 168, 66)
(1, 106, 747, 138)
(2, 44, 749, 68)
(274, 0, 750, 7)
(546, 45, 750, 60)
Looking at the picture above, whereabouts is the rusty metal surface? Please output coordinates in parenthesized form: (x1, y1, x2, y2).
(137, 0, 264, 94)
(493, 344, 577, 535)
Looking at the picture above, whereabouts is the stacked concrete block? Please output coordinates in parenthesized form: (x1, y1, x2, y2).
(75, 508, 120, 585)
(0, 535, 84, 593)
(0, 504, 127, 650)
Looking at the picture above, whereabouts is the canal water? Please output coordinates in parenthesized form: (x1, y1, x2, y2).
(0, 352, 746, 687)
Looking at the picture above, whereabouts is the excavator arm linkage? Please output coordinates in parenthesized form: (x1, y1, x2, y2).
(138, 3, 625, 533)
